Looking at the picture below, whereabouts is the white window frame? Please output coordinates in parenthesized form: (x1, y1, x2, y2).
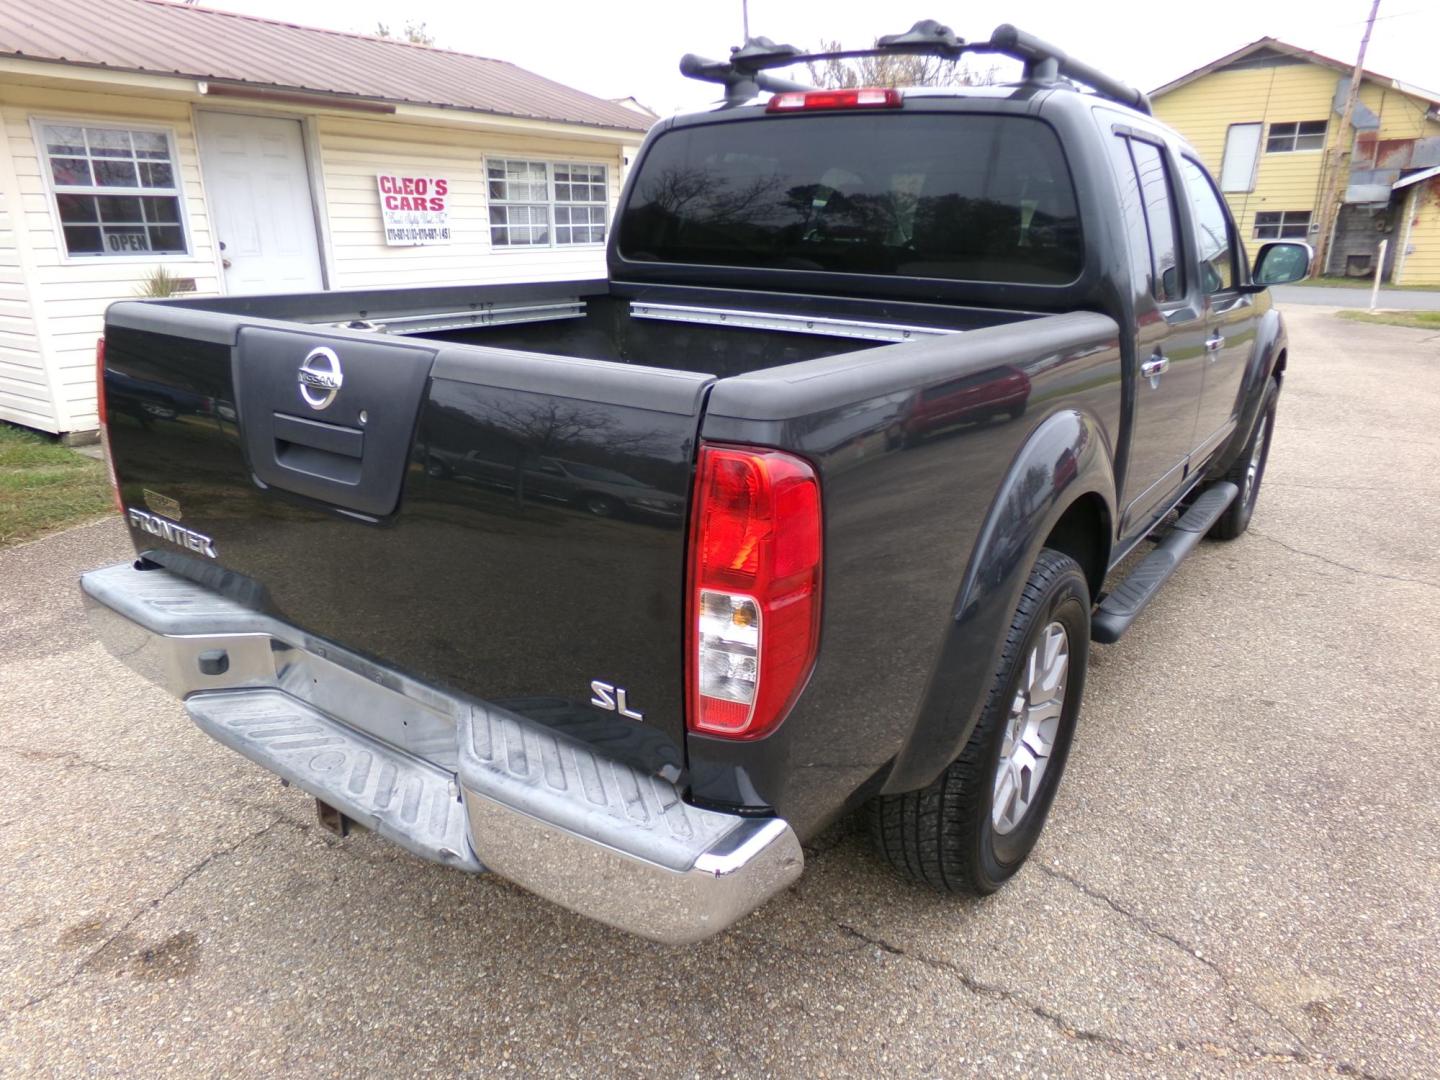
(1253, 210, 1312, 240)
(1264, 120, 1328, 154)
(485, 155, 610, 251)
(31, 115, 194, 265)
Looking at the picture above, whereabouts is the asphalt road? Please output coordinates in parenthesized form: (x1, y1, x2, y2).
(1271, 284, 1440, 309)
(2, 306, 1437, 1078)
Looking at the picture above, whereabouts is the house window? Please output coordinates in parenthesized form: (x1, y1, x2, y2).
(1253, 210, 1312, 240)
(41, 123, 187, 257)
(1265, 121, 1327, 153)
(487, 158, 608, 247)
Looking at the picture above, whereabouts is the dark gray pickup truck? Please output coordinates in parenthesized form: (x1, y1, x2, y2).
(81, 23, 1310, 942)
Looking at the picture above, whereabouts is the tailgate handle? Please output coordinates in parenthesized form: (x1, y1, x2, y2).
(272, 412, 363, 458)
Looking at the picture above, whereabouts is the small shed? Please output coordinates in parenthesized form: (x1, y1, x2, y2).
(0, 0, 651, 437)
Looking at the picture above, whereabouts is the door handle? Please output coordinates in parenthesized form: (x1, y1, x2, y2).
(1205, 333, 1225, 357)
(1140, 353, 1169, 379)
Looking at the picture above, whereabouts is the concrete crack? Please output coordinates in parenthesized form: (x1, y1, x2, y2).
(1034, 865, 1392, 1080)
(1247, 530, 1438, 592)
(833, 920, 1141, 1057)
(0, 744, 120, 773)
(7, 816, 294, 1018)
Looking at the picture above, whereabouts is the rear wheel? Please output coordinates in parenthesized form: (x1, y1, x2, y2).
(1209, 377, 1278, 541)
(869, 549, 1090, 894)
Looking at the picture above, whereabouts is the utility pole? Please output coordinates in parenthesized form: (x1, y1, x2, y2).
(1311, 0, 1381, 278)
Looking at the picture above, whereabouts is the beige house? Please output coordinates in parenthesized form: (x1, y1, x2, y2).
(0, 0, 651, 438)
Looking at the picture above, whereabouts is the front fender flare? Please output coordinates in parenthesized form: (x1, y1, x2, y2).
(881, 408, 1116, 795)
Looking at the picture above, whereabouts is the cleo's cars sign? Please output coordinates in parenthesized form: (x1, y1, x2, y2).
(377, 174, 451, 246)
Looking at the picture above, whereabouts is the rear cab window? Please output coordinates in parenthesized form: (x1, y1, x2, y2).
(618, 113, 1083, 286)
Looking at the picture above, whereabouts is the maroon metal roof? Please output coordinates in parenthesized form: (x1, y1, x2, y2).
(0, 0, 652, 133)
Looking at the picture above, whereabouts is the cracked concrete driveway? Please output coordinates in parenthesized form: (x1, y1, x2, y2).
(2, 306, 1437, 1078)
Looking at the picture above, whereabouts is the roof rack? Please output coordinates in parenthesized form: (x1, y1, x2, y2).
(679, 20, 1152, 115)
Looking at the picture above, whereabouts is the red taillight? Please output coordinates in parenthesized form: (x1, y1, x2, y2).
(687, 444, 822, 740)
(96, 336, 122, 514)
(766, 87, 903, 113)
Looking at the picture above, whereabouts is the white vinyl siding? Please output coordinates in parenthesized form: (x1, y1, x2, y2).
(0, 74, 632, 433)
(315, 114, 622, 290)
(1, 84, 219, 432)
(0, 170, 53, 431)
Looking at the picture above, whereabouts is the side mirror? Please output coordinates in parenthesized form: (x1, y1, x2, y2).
(1251, 241, 1312, 287)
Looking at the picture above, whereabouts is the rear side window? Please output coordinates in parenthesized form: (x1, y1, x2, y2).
(1179, 158, 1236, 294)
(618, 114, 1082, 286)
(1106, 134, 1185, 303)
(1129, 140, 1185, 303)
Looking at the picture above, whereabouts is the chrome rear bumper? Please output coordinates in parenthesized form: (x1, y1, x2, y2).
(80, 561, 802, 944)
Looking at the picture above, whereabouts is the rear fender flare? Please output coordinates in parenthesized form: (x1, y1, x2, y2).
(880, 408, 1116, 795)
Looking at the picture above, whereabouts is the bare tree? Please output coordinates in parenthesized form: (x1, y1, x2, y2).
(806, 40, 997, 89)
(375, 20, 436, 46)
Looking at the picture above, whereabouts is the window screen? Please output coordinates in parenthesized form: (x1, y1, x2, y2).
(618, 114, 1083, 285)
(42, 123, 186, 257)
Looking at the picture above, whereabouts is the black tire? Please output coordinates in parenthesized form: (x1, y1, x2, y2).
(869, 548, 1090, 894)
(1209, 377, 1278, 541)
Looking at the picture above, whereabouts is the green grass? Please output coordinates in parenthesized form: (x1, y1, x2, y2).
(1335, 310, 1440, 331)
(1295, 275, 1440, 292)
(0, 422, 113, 547)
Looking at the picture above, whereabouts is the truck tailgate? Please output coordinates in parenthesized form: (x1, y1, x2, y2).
(103, 303, 712, 778)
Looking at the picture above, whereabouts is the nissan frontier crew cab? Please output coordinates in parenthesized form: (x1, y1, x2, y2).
(81, 22, 1311, 943)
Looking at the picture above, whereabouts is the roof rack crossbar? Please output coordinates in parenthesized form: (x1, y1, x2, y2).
(679, 20, 1151, 115)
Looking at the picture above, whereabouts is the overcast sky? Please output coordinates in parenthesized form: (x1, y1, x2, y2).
(204, 0, 1438, 117)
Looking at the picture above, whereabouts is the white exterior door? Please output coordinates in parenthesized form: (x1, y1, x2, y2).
(197, 113, 323, 293)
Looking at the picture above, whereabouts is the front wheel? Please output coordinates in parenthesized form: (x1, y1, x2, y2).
(869, 548, 1090, 894)
(1209, 377, 1278, 541)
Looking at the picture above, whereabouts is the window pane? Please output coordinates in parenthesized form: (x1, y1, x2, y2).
(132, 130, 169, 159)
(56, 193, 98, 223)
(491, 226, 509, 246)
(1180, 158, 1234, 293)
(141, 195, 180, 223)
(51, 157, 92, 186)
(147, 225, 185, 252)
(139, 161, 175, 188)
(555, 182, 572, 201)
(93, 159, 138, 187)
(62, 225, 103, 254)
(1295, 132, 1326, 151)
(87, 127, 132, 157)
(1298, 121, 1327, 136)
(96, 195, 143, 223)
(490, 205, 509, 225)
(44, 125, 86, 155)
(1130, 140, 1184, 302)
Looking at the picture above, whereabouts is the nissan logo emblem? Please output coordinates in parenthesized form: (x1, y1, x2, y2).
(297, 346, 343, 410)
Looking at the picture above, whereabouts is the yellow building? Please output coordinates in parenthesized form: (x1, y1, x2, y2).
(1152, 38, 1440, 287)
(0, 0, 649, 438)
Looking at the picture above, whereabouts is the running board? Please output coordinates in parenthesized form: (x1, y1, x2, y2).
(1091, 481, 1239, 644)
